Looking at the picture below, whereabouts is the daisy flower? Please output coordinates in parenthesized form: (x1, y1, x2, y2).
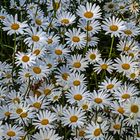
(99, 77, 121, 93)
(103, 1, 117, 13)
(33, 110, 57, 130)
(65, 28, 86, 50)
(2, 14, 28, 35)
(32, 129, 61, 140)
(71, 127, 86, 139)
(78, 19, 101, 35)
(102, 16, 126, 37)
(30, 62, 49, 80)
(93, 58, 114, 74)
(77, 2, 101, 20)
(24, 27, 47, 48)
(114, 83, 139, 102)
(3, 124, 24, 140)
(66, 85, 90, 104)
(86, 48, 101, 64)
(88, 90, 111, 110)
(67, 73, 87, 87)
(61, 106, 86, 129)
(113, 55, 138, 75)
(0, 8, 8, 21)
(68, 54, 88, 73)
(57, 11, 76, 26)
(122, 22, 140, 37)
(15, 52, 36, 69)
(0, 105, 12, 120)
(85, 121, 108, 140)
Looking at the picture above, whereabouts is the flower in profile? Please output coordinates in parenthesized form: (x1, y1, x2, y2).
(102, 16, 126, 37)
(77, 2, 101, 20)
(2, 14, 28, 35)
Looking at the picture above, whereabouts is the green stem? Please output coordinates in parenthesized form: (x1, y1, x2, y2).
(108, 36, 114, 58)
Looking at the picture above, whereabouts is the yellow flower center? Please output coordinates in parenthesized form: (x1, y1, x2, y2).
(123, 45, 130, 51)
(73, 62, 81, 68)
(108, 4, 114, 9)
(0, 16, 5, 19)
(121, 63, 130, 70)
(89, 54, 96, 60)
(22, 55, 30, 62)
(11, 23, 20, 30)
(84, 11, 94, 18)
(5, 73, 12, 79)
(44, 88, 51, 95)
(7, 130, 16, 137)
(53, 95, 58, 100)
(120, 6, 124, 9)
(113, 124, 121, 130)
(79, 130, 85, 137)
(70, 115, 78, 122)
(33, 49, 40, 56)
(20, 112, 28, 118)
(5, 112, 11, 117)
(62, 73, 69, 81)
(122, 93, 130, 99)
(94, 98, 103, 104)
(47, 38, 53, 44)
(82, 104, 88, 110)
(73, 80, 80, 86)
(130, 73, 136, 79)
(55, 49, 62, 55)
(85, 25, 93, 31)
(101, 64, 108, 70)
(129, 53, 134, 58)
(85, 36, 91, 42)
(93, 128, 101, 137)
(35, 19, 42, 25)
(33, 67, 41, 74)
(53, 2, 60, 10)
(61, 19, 70, 25)
(12, 97, 20, 103)
(34, 90, 42, 97)
(33, 102, 41, 109)
(16, 108, 23, 114)
(106, 84, 114, 89)
(47, 63, 52, 68)
(131, 104, 139, 113)
(109, 25, 118, 31)
(124, 30, 132, 35)
(117, 107, 125, 114)
(74, 94, 83, 101)
(25, 73, 30, 78)
(32, 35, 40, 42)
(41, 119, 49, 125)
(72, 36, 80, 42)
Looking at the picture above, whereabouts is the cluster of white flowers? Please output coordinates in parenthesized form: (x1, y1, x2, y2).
(0, 0, 140, 140)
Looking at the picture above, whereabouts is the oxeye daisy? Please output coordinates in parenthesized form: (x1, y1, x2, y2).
(66, 85, 90, 104)
(77, 2, 101, 20)
(68, 54, 88, 73)
(84, 35, 99, 47)
(85, 121, 108, 140)
(93, 58, 114, 74)
(67, 73, 87, 87)
(114, 83, 139, 102)
(78, 100, 92, 111)
(78, 19, 101, 35)
(126, 68, 139, 81)
(89, 90, 111, 110)
(86, 48, 101, 64)
(55, 65, 71, 86)
(3, 124, 24, 140)
(61, 106, 86, 129)
(102, 16, 126, 37)
(57, 11, 76, 26)
(33, 110, 57, 130)
(46, 32, 60, 47)
(30, 62, 49, 80)
(65, 28, 86, 50)
(0, 8, 8, 21)
(2, 14, 28, 35)
(122, 22, 140, 37)
(99, 77, 121, 93)
(0, 105, 12, 120)
(113, 55, 138, 75)
(24, 27, 47, 48)
(32, 129, 61, 140)
(71, 127, 86, 139)
(15, 52, 36, 68)
(27, 95, 49, 111)
(103, 1, 117, 13)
